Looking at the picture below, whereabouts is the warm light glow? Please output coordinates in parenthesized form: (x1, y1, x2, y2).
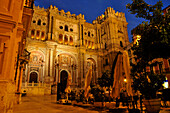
(92, 42, 95, 49)
(136, 35, 141, 38)
(124, 79, 127, 82)
(163, 77, 169, 88)
(59, 34, 63, 43)
(88, 41, 91, 48)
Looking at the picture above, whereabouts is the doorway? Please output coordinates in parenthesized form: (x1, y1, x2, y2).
(29, 72, 38, 83)
(60, 70, 68, 93)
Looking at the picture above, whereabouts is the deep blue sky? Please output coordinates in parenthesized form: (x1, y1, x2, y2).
(34, 0, 170, 42)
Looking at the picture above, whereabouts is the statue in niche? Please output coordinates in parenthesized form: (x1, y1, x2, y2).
(33, 56, 38, 61)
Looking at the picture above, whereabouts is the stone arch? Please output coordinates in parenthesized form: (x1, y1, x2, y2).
(57, 52, 77, 65)
(86, 58, 97, 83)
(29, 50, 45, 62)
(60, 70, 69, 92)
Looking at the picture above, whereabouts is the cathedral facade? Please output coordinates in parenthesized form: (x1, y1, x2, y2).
(24, 5, 130, 89)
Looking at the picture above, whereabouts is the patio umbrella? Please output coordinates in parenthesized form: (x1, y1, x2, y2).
(84, 66, 92, 98)
(112, 53, 123, 98)
(123, 50, 133, 96)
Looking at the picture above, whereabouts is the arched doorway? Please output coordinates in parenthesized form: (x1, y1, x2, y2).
(29, 72, 38, 83)
(60, 70, 68, 93)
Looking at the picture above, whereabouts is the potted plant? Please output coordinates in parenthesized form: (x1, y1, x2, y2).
(90, 85, 105, 107)
(97, 70, 115, 108)
(75, 89, 85, 106)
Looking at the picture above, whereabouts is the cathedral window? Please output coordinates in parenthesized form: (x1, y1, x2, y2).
(105, 59, 109, 65)
(120, 41, 123, 47)
(33, 20, 36, 23)
(92, 34, 94, 37)
(84, 32, 87, 35)
(41, 32, 45, 40)
(70, 28, 73, 32)
(65, 25, 68, 31)
(36, 30, 40, 39)
(92, 42, 95, 49)
(85, 40, 87, 47)
(88, 41, 91, 48)
(43, 23, 46, 25)
(105, 43, 107, 49)
(88, 31, 90, 37)
(31, 29, 35, 39)
(37, 19, 41, 25)
(59, 34, 63, 43)
(64, 35, 68, 44)
(59, 26, 63, 29)
(70, 36, 73, 45)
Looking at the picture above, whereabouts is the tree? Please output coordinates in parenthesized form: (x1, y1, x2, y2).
(97, 70, 113, 88)
(126, 0, 169, 99)
(97, 70, 113, 102)
(127, 0, 170, 62)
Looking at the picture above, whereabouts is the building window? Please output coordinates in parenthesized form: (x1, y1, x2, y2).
(59, 34, 63, 43)
(105, 59, 109, 65)
(65, 25, 68, 31)
(105, 43, 107, 49)
(168, 59, 170, 66)
(70, 36, 73, 45)
(84, 32, 87, 35)
(88, 41, 91, 48)
(37, 19, 41, 25)
(64, 35, 68, 44)
(41, 32, 45, 40)
(59, 26, 63, 29)
(43, 23, 46, 25)
(85, 40, 87, 47)
(70, 28, 73, 32)
(31, 29, 35, 38)
(92, 42, 95, 49)
(33, 20, 36, 23)
(120, 41, 123, 47)
(36, 31, 40, 39)
(88, 31, 90, 37)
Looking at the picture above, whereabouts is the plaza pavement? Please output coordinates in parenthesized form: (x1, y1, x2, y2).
(13, 95, 170, 113)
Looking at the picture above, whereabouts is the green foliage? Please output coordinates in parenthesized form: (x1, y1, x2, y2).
(132, 72, 165, 99)
(97, 70, 113, 88)
(75, 89, 86, 103)
(68, 90, 76, 101)
(127, 0, 168, 99)
(90, 85, 105, 102)
(127, 0, 170, 62)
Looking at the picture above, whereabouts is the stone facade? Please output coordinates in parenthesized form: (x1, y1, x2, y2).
(0, 0, 33, 112)
(24, 5, 130, 91)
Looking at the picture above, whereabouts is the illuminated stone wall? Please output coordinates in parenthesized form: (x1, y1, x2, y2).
(24, 5, 130, 89)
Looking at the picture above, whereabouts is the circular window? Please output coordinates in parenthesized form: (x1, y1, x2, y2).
(84, 32, 87, 35)
(59, 26, 63, 29)
(70, 28, 73, 32)
(33, 20, 36, 23)
(43, 23, 46, 25)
